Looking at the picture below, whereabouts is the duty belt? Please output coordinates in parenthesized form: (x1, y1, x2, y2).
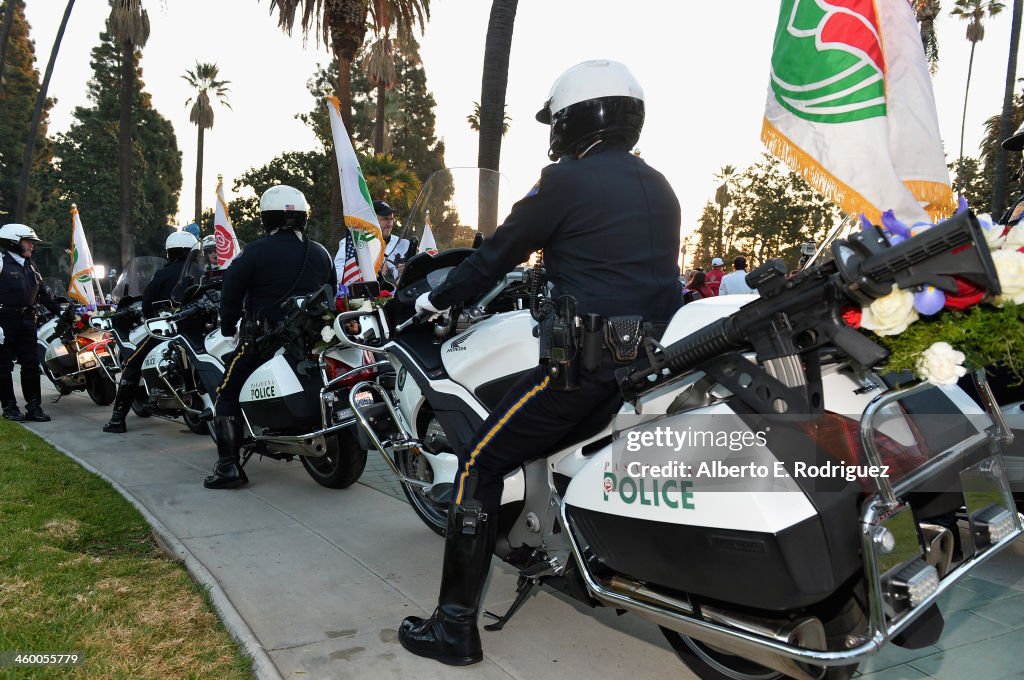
(0, 304, 34, 315)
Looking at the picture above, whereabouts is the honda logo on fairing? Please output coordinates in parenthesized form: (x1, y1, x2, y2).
(446, 330, 476, 353)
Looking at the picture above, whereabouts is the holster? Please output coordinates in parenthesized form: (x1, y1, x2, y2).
(537, 303, 580, 392)
(603, 316, 644, 363)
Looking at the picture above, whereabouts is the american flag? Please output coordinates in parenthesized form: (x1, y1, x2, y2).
(340, 232, 362, 286)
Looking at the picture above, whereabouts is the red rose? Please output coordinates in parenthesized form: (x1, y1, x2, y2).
(379, 290, 393, 298)
(944, 277, 985, 311)
(841, 306, 861, 328)
(335, 296, 347, 312)
(74, 320, 85, 330)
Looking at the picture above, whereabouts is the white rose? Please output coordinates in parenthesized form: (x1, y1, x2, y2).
(321, 325, 336, 343)
(1003, 223, 1024, 251)
(860, 286, 919, 336)
(981, 216, 1006, 250)
(916, 341, 967, 386)
(992, 248, 1024, 305)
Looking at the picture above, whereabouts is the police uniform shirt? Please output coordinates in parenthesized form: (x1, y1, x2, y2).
(430, 143, 682, 323)
(142, 258, 187, 317)
(1002, 193, 1024, 226)
(0, 250, 60, 317)
(219, 230, 337, 335)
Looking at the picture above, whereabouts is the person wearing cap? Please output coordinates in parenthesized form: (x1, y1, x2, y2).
(0, 223, 61, 422)
(999, 122, 1024, 226)
(718, 255, 755, 295)
(706, 257, 725, 295)
(374, 199, 410, 282)
(400, 59, 681, 666)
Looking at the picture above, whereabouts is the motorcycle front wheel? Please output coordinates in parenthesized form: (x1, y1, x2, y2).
(85, 375, 117, 406)
(660, 582, 866, 680)
(300, 429, 367, 489)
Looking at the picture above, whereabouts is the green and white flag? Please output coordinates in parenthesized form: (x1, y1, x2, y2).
(325, 96, 384, 282)
(68, 204, 100, 308)
(762, 0, 954, 224)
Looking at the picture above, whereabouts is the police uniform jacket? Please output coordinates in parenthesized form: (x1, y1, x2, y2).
(0, 250, 60, 323)
(142, 258, 187, 318)
(430, 143, 682, 323)
(219, 230, 337, 336)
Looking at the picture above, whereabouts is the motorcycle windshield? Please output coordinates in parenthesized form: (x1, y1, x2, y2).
(172, 240, 242, 303)
(40, 277, 68, 301)
(397, 168, 515, 255)
(110, 257, 167, 302)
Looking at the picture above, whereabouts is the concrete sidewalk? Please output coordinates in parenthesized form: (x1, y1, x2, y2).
(18, 386, 1024, 680)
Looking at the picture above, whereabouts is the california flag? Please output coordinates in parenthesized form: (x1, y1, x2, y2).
(68, 204, 99, 308)
(325, 96, 384, 281)
(214, 175, 241, 266)
(421, 221, 438, 256)
(762, 0, 954, 224)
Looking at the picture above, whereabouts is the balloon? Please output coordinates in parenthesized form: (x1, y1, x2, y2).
(914, 286, 946, 316)
(957, 195, 969, 214)
(887, 233, 906, 246)
(859, 213, 875, 231)
(911, 222, 932, 237)
(882, 210, 911, 238)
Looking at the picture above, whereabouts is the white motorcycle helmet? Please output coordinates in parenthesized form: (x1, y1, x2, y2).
(535, 59, 645, 161)
(259, 185, 309, 232)
(0, 223, 42, 252)
(166, 230, 198, 260)
(201, 234, 220, 269)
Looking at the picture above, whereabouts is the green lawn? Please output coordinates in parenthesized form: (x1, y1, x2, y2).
(0, 420, 254, 679)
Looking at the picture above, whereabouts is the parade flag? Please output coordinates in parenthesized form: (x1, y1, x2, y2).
(762, 0, 955, 224)
(337, 231, 363, 287)
(68, 204, 99, 308)
(421, 221, 438, 256)
(325, 96, 384, 281)
(214, 175, 241, 266)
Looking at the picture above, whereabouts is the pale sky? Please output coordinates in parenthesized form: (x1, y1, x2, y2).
(23, 0, 1024, 236)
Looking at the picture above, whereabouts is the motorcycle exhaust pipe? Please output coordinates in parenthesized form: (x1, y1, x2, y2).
(602, 575, 828, 680)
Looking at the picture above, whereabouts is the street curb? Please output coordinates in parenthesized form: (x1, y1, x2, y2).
(25, 426, 284, 680)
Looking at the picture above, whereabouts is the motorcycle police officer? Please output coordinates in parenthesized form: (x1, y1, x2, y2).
(204, 185, 336, 490)
(1000, 121, 1024, 226)
(0, 223, 62, 422)
(400, 60, 682, 665)
(102, 230, 199, 433)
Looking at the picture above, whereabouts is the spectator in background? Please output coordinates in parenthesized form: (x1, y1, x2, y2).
(686, 270, 715, 300)
(718, 256, 755, 295)
(705, 257, 725, 295)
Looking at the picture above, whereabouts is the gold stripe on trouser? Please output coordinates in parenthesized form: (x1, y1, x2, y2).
(214, 347, 246, 407)
(124, 336, 151, 364)
(454, 376, 550, 505)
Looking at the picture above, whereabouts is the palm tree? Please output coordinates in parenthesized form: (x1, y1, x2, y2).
(467, 101, 509, 136)
(991, 0, 1024, 217)
(477, 0, 517, 236)
(359, 153, 421, 211)
(108, 0, 150, 269)
(713, 164, 737, 260)
(916, 0, 942, 73)
(0, 0, 18, 85)
(182, 62, 231, 224)
(14, 0, 74, 222)
(951, 0, 1005, 184)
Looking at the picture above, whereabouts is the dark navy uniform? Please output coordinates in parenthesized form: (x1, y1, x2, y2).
(116, 258, 188, 392)
(428, 142, 682, 516)
(0, 251, 61, 410)
(215, 231, 336, 418)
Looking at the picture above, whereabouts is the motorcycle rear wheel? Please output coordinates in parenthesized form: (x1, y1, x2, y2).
(394, 414, 450, 536)
(300, 430, 367, 489)
(85, 375, 117, 406)
(660, 582, 866, 680)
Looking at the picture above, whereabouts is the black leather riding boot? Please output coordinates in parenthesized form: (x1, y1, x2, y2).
(204, 416, 249, 489)
(23, 398, 51, 422)
(399, 500, 495, 665)
(102, 384, 136, 433)
(0, 372, 20, 419)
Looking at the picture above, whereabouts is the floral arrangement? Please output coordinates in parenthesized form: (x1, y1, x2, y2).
(842, 208, 1024, 386)
(314, 288, 394, 352)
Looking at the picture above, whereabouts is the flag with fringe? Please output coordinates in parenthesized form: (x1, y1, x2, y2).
(762, 0, 954, 224)
(325, 96, 384, 282)
(214, 175, 241, 266)
(421, 221, 438, 256)
(68, 204, 99, 308)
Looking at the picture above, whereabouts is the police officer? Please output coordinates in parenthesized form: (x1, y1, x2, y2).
(0, 223, 61, 422)
(1000, 122, 1024, 226)
(399, 60, 681, 665)
(204, 185, 336, 489)
(102, 230, 198, 433)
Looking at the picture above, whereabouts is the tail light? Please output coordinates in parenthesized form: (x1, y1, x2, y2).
(76, 336, 92, 349)
(324, 353, 379, 388)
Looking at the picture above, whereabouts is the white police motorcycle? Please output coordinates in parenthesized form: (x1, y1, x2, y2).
(333, 169, 1022, 680)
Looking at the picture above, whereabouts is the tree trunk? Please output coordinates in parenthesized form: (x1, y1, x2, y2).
(957, 41, 978, 191)
(194, 124, 205, 225)
(373, 80, 386, 155)
(118, 38, 136, 269)
(0, 0, 17, 86)
(992, 0, 1024, 218)
(716, 204, 724, 262)
(477, 0, 518, 236)
(14, 0, 74, 222)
